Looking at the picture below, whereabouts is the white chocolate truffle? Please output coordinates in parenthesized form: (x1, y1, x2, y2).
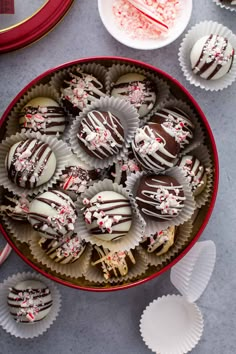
(5, 138, 56, 188)
(28, 190, 77, 239)
(19, 97, 66, 136)
(111, 73, 156, 118)
(8, 279, 52, 323)
(83, 191, 132, 242)
(190, 34, 234, 80)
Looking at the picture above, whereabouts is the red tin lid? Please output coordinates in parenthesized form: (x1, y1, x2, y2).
(0, 0, 74, 53)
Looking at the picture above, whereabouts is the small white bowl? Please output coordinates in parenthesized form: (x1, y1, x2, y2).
(98, 0, 193, 50)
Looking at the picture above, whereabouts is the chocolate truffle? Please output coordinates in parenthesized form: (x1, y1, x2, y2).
(141, 226, 176, 256)
(61, 69, 106, 115)
(83, 191, 132, 242)
(58, 161, 100, 200)
(0, 191, 29, 221)
(111, 73, 156, 118)
(39, 233, 86, 264)
(108, 150, 140, 186)
(150, 107, 195, 148)
(91, 245, 136, 280)
(132, 123, 180, 172)
(5, 138, 56, 188)
(28, 190, 77, 239)
(136, 175, 185, 221)
(77, 110, 125, 159)
(19, 97, 66, 136)
(190, 34, 234, 80)
(8, 279, 52, 323)
(177, 155, 207, 196)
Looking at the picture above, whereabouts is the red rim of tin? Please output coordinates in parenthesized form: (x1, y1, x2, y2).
(0, 0, 74, 53)
(0, 57, 219, 292)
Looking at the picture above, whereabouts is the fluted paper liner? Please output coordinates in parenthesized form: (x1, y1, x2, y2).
(29, 235, 92, 278)
(50, 63, 108, 115)
(5, 84, 69, 139)
(106, 64, 170, 125)
(69, 96, 139, 169)
(126, 167, 196, 235)
(75, 179, 146, 252)
(178, 144, 214, 208)
(1, 214, 37, 243)
(0, 131, 73, 197)
(170, 240, 216, 303)
(150, 98, 205, 154)
(141, 220, 193, 267)
(0, 271, 61, 339)
(140, 294, 204, 354)
(213, 0, 236, 12)
(179, 21, 236, 91)
(84, 246, 148, 284)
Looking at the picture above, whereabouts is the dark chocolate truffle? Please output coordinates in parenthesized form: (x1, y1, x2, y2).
(132, 123, 180, 172)
(28, 190, 77, 239)
(5, 138, 56, 188)
(91, 245, 136, 280)
(141, 226, 176, 256)
(77, 110, 125, 159)
(8, 279, 52, 323)
(19, 97, 66, 136)
(150, 107, 195, 148)
(190, 34, 234, 80)
(83, 191, 132, 242)
(177, 155, 207, 196)
(61, 69, 106, 115)
(136, 175, 185, 221)
(111, 73, 156, 118)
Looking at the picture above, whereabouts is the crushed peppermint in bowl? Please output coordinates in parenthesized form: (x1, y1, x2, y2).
(98, 0, 192, 49)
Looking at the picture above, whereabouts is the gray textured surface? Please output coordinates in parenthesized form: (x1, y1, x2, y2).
(0, 0, 235, 353)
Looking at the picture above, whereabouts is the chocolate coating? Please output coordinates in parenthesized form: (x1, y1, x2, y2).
(0, 191, 30, 221)
(141, 226, 176, 256)
(5, 138, 56, 189)
(78, 110, 125, 160)
(136, 175, 185, 221)
(8, 279, 52, 323)
(190, 34, 234, 80)
(83, 191, 132, 242)
(132, 123, 180, 172)
(150, 107, 195, 148)
(19, 97, 66, 136)
(28, 190, 77, 240)
(61, 69, 106, 115)
(111, 73, 156, 118)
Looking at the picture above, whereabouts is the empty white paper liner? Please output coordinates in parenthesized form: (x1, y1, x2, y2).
(170, 240, 216, 303)
(213, 0, 236, 11)
(0, 271, 61, 339)
(179, 21, 236, 91)
(68, 95, 140, 169)
(140, 294, 204, 354)
(75, 179, 146, 252)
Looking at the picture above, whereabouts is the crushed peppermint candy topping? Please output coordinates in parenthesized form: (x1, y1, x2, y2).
(120, 157, 140, 173)
(60, 166, 94, 194)
(43, 202, 76, 233)
(152, 185, 184, 215)
(81, 125, 117, 149)
(0, 194, 29, 219)
(113, 0, 180, 40)
(135, 126, 164, 156)
(23, 106, 47, 131)
(161, 113, 193, 146)
(54, 234, 85, 259)
(127, 82, 148, 107)
(203, 35, 234, 66)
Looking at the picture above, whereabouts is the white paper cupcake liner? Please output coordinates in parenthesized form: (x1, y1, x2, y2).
(84, 246, 148, 284)
(0, 271, 61, 338)
(140, 294, 204, 354)
(50, 63, 108, 115)
(0, 131, 73, 197)
(29, 235, 92, 278)
(213, 0, 236, 11)
(170, 240, 216, 303)
(126, 167, 196, 235)
(106, 64, 170, 125)
(75, 179, 146, 252)
(68, 96, 139, 169)
(179, 21, 236, 91)
(1, 213, 36, 243)
(177, 144, 214, 208)
(141, 220, 193, 267)
(5, 84, 69, 138)
(149, 98, 205, 154)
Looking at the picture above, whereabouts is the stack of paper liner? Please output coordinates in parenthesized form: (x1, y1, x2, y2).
(140, 240, 216, 354)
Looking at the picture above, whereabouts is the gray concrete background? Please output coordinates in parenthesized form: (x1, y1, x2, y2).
(0, 0, 235, 353)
